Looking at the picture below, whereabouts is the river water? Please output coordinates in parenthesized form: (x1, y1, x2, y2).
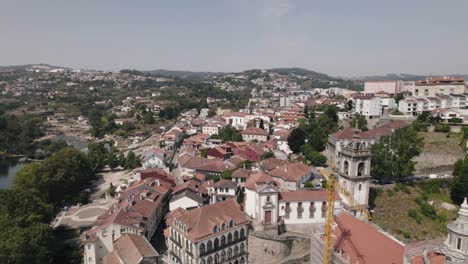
(0, 158, 27, 189)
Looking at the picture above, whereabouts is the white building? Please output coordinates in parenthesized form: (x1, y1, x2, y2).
(202, 124, 221, 136)
(241, 127, 269, 142)
(268, 163, 316, 191)
(170, 189, 204, 211)
(223, 112, 247, 130)
(212, 179, 238, 204)
(166, 199, 249, 264)
(353, 95, 382, 119)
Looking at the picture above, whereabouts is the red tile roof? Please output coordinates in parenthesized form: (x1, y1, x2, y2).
(166, 199, 249, 242)
(104, 234, 158, 264)
(241, 127, 268, 136)
(269, 162, 314, 182)
(333, 212, 405, 264)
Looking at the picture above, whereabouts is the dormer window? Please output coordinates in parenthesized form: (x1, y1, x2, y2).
(221, 223, 226, 231)
(229, 219, 234, 227)
(213, 226, 218, 234)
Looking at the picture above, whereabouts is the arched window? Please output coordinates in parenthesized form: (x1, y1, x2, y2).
(214, 238, 219, 250)
(228, 233, 232, 244)
(228, 248, 232, 259)
(221, 223, 226, 230)
(200, 243, 205, 255)
(221, 235, 226, 247)
(240, 257, 245, 264)
(240, 229, 245, 239)
(357, 162, 365, 177)
(234, 245, 239, 256)
(221, 250, 226, 261)
(213, 226, 218, 234)
(208, 256, 213, 264)
(178, 234, 181, 244)
(240, 243, 245, 253)
(343, 161, 349, 176)
(215, 253, 219, 264)
(207, 240, 213, 252)
(229, 219, 234, 227)
(201, 260, 206, 264)
(234, 230, 239, 241)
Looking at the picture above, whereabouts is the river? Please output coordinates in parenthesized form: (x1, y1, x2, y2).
(0, 158, 27, 189)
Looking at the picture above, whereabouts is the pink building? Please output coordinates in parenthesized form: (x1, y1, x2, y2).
(364, 81, 401, 95)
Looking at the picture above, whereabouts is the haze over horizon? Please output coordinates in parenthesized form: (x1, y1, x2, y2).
(1, 0, 468, 76)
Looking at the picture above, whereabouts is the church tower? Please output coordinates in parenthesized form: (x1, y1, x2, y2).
(444, 198, 468, 263)
(335, 137, 372, 212)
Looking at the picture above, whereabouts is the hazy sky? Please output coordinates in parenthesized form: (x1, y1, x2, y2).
(1, 0, 468, 76)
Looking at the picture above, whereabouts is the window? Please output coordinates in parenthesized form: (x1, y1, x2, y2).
(215, 253, 219, 264)
(240, 243, 245, 253)
(457, 237, 462, 250)
(309, 202, 315, 218)
(207, 240, 212, 252)
(321, 202, 326, 218)
(240, 229, 245, 239)
(297, 202, 303, 219)
(213, 226, 218, 234)
(266, 196, 270, 202)
(358, 184, 362, 191)
(234, 245, 239, 256)
(88, 257, 92, 263)
(234, 230, 239, 241)
(221, 223, 226, 231)
(285, 202, 291, 219)
(214, 238, 219, 250)
(201, 260, 206, 264)
(208, 256, 213, 264)
(221, 235, 226, 247)
(229, 219, 234, 227)
(228, 248, 232, 259)
(221, 250, 226, 261)
(228, 233, 232, 244)
(200, 243, 205, 255)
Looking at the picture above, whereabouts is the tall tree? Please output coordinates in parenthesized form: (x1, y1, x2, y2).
(371, 126, 424, 182)
(350, 114, 368, 131)
(288, 128, 306, 153)
(451, 157, 468, 205)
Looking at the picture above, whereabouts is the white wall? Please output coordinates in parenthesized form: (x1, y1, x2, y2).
(170, 197, 200, 211)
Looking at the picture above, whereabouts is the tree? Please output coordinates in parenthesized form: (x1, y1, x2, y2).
(118, 152, 126, 168)
(87, 142, 108, 172)
(451, 157, 468, 205)
(347, 100, 353, 111)
(350, 114, 368, 131)
(259, 119, 265, 130)
(221, 170, 233, 180)
(125, 150, 141, 170)
(13, 148, 95, 207)
(371, 126, 424, 182)
(142, 110, 155, 124)
(300, 144, 327, 166)
(261, 151, 275, 159)
(288, 128, 306, 153)
(218, 125, 243, 142)
(207, 109, 217, 117)
(107, 152, 119, 170)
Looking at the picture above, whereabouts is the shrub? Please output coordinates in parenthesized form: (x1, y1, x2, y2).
(449, 117, 463, 124)
(402, 231, 412, 239)
(434, 124, 450, 133)
(408, 209, 423, 224)
(420, 202, 437, 220)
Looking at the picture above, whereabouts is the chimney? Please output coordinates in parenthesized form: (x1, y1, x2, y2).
(155, 180, 160, 186)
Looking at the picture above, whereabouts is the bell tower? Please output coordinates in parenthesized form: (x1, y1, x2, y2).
(335, 138, 372, 211)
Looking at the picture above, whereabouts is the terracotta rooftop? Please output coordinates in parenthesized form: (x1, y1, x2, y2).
(167, 199, 250, 242)
(333, 212, 405, 264)
(241, 127, 268, 136)
(104, 234, 158, 264)
(244, 172, 279, 191)
(231, 168, 252, 179)
(269, 162, 314, 182)
(214, 179, 238, 189)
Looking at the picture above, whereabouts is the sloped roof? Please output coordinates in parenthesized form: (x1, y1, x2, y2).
(279, 190, 339, 202)
(167, 199, 249, 242)
(104, 234, 158, 264)
(269, 162, 314, 182)
(231, 168, 251, 179)
(241, 127, 268, 136)
(333, 212, 405, 264)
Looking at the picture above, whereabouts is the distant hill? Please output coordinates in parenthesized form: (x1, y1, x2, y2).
(352, 73, 468, 82)
(0, 64, 70, 72)
(145, 69, 224, 79)
(146, 67, 336, 80)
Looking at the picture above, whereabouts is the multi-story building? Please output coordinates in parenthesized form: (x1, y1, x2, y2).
(268, 162, 316, 191)
(352, 95, 382, 119)
(83, 178, 171, 264)
(166, 199, 250, 264)
(364, 80, 401, 95)
(241, 127, 269, 142)
(202, 124, 222, 136)
(411, 77, 466, 97)
(398, 94, 468, 116)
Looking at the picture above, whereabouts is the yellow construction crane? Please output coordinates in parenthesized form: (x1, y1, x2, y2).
(319, 167, 371, 264)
